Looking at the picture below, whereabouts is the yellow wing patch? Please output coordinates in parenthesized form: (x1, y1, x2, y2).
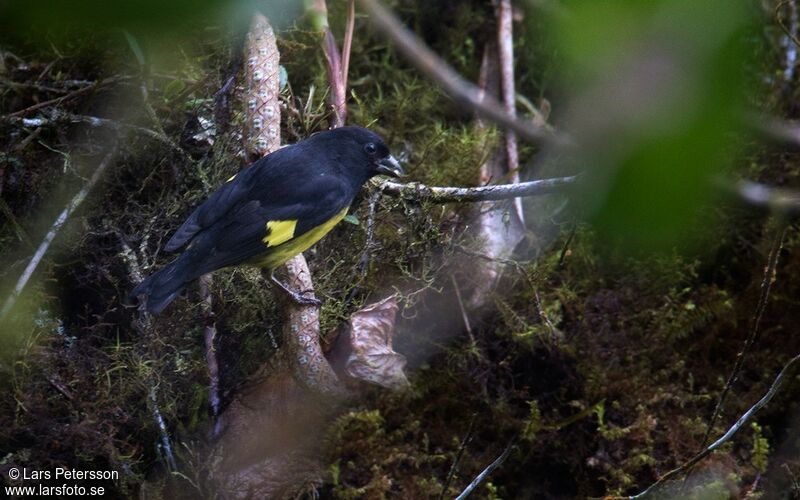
(263, 219, 298, 247)
(251, 207, 349, 270)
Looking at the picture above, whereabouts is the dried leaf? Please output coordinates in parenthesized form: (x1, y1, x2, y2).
(331, 296, 408, 390)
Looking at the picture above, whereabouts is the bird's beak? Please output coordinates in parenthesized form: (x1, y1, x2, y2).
(375, 155, 405, 178)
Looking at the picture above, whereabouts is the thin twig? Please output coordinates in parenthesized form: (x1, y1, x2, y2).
(0, 197, 30, 244)
(378, 175, 578, 203)
(454, 438, 516, 500)
(118, 233, 178, 472)
(150, 387, 178, 471)
(556, 223, 577, 269)
(0, 78, 71, 95)
(624, 353, 800, 499)
(199, 274, 221, 436)
(47, 375, 74, 400)
(345, 189, 383, 306)
(531, 286, 559, 341)
(439, 414, 477, 500)
(698, 223, 787, 448)
(6, 77, 122, 117)
(358, 0, 560, 146)
(450, 274, 475, 344)
(357, 189, 382, 276)
(0, 146, 118, 320)
(139, 78, 168, 138)
(3, 111, 184, 156)
(13, 126, 43, 152)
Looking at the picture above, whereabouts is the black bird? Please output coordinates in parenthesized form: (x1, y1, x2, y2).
(131, 126, 403, 314)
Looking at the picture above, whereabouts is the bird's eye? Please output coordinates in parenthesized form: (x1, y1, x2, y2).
(364, 143, 377, 155)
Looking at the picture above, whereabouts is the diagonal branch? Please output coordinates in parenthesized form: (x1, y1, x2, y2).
(623, 353, 800, 499)
(697, 223, 787, 450)
(0, 146, 117, 320)
(454, 438, 516, 500)
(358, 0, 562, 145)
(6, 76, 125, 118)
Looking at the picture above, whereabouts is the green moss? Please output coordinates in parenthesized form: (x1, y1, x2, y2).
(750, 422, 770, 474)
(522, 400, 543, 441)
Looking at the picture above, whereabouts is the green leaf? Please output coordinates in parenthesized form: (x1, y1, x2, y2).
(122, 30, 146, 67)
(555, 0, 751, 252)
(343, 214, 360, 226)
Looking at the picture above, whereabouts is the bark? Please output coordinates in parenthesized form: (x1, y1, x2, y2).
(211, 13, 407, 497)
(212, 14, 333, 497)
(244, 13, 282, 161)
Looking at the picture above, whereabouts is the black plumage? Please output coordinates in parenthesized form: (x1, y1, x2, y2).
(131, 126, 403, 314)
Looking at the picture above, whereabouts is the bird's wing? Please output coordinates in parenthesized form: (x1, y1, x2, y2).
(164, 163, 262, 252)
(189, 174, 353, 274)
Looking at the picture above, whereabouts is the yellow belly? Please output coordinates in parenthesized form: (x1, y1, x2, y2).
(251, 207, 348, 269)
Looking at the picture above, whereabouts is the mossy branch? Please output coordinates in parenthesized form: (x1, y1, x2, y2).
(378, 175, 578, 203)
(380, 175, 800, 219)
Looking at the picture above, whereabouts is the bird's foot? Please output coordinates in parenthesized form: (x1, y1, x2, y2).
(284, 288, 323, 307)
(269, 272, 322, 307)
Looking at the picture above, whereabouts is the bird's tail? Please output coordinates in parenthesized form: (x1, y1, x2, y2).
(130, 255, 193, 315)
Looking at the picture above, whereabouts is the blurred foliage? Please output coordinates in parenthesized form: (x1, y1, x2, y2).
(554, 0, 755, 252)
(0, 0, 305, 42)
(1, 0, 800, 498)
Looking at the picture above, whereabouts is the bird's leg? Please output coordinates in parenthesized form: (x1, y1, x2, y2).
(269, 270, 322, 306)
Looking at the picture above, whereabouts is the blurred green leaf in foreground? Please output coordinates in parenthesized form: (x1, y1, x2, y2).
(552, 0, 754, 252)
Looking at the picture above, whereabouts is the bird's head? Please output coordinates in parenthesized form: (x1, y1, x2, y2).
(318, 126, 405, 180)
